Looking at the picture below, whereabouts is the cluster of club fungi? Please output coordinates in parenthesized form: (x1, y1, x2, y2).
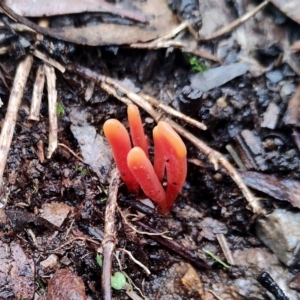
(104, 104, 187, 214)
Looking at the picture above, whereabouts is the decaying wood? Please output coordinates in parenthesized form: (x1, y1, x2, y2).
(0, 55, 33, 184)
(102, 169, 120, 300)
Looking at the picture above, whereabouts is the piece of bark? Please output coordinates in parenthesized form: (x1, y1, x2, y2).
(240, 130, 267, 171)
(283, 85, 300, 126)
(239, 170, 300, 208)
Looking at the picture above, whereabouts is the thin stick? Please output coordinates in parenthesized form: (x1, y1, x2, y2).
(70, 65, 264, 215)
(0, 21, 36, 33)
(36, 140, 45, 163)
(102, 169, 120, 300)
(200, 0, 269, 41)
(226, 144, 246, 170)
(53, 236, 100, 251)
(0, 55, 33, 184)
(142, 94, 207, 130)
(45, 64, 58, 158)
(118, 248, 151, 275)
(57, 143, 84, 163)
(136, 221, 209, 270)
(118, 207, 170, 238)
(207, 289, 225, 300)
(216, 234, 235, 266)
(130, 22, 188, 49)
(33, 49, 65, 73)
(29, 64, 45, 121)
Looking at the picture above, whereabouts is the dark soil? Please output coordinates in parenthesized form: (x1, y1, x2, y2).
(0, 19, 300, 300)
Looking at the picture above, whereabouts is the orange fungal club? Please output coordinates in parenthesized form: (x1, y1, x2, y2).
(127, 104, 149, 157)
(103, 107, 187, 214)
(103, 119, 139, 193)
(127, 147, 166, 206)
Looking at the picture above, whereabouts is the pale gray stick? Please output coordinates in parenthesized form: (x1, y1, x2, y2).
(0, 55, 33, 184)
(29, 64, 45, 121)
(45, 64, 58, 158)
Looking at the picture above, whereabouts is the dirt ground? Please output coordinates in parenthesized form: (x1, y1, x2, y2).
(0, 1, 300, 300)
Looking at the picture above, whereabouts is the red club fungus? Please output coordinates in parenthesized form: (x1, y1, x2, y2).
(153, 126, 165, 182)
(127, 104, 149, 157)
(127, 147, 166, 206)
(103, 119, 139, 193)
(104, 106, 187, 214)
(155, 121, 187, 212)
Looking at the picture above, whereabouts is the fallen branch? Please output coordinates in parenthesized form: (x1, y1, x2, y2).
(0, 55, 33, 184)
(102, 169, 120, 300)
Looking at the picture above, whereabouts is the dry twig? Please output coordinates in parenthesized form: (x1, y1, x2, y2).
(200, 0, 269, 41)
(142, 94, 207, 130)
(216, 233, 235, 266)
(118, 248, 151, 275)
(57, 143, 84, 163)
(136, 221, 208, 270)
(33, 49, 66, 73)
(118, 208, 170, 238)
(0, 55, 33, 184)
(102, 169, 120, 300)
(44, 64, 58, 158)
(29, 64, 45, 121)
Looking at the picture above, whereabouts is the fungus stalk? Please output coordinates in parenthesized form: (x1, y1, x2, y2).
(103, 119, 139, 193)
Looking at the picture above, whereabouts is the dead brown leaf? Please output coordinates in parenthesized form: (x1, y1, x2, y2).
(4, 0, 147, 22)
(270, 0, 300, 24)
(239, 170, 300, 209)
(3, 0, 179, 46)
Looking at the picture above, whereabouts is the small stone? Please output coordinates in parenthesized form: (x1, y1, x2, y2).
(289, 274, 300, 291)
(60, 256, 72, 266)
(40, 202, 71, 228)
(266, 70, 283, 84)
(280, 82, 294, 98)
(181, 264, 204, 297)
(256, 209, 300, 266)
(40, 254, 60, 270)
(216, 97, 227, 108)
(261, 102, 280, 129)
